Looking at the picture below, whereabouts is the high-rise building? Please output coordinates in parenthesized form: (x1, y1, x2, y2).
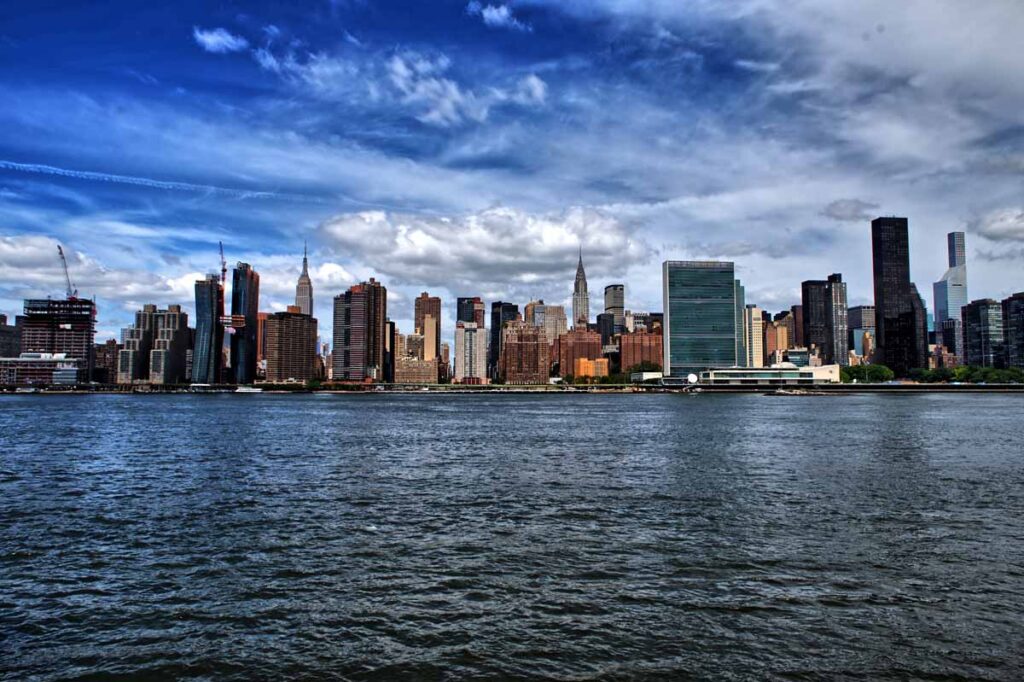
(1002, 292, 1024, 369)
(384, 320, 397, 382)
(933, 231, 968, 359)
(265, 306, 318, 383)
(193, 274, 224, 384)
(801, 274, 848, 365)
(454, 322, 488, 384)
(871, 217, 928, 376)
(763, 320, 788, 365)
(489, 301, 520, 378)
(93, 338, 120, 384)
(604, 284, 625, 333)
(572, 249, 589, 328)
(848, 305, 876, 359)
(620, 329, 663, 372)
(414, 292, 442, 361)
(743, 305, 764, 368)
(499, 320, 549, 384)
(333, 278, 387, 381)
(118, 304, 158, 383)
(230, 262, 260, 384)
(457, 297, 486, 327)
(963, 299, 1004, 368)
(256, 312, 269, 366)
(734, 281, 746, 367)
(149, 305, 189, 385)
(597, 312, 615, 346)
(295, 242, 314, 317)
(525, 301, 567, 347)
(0, 314, 20, 357)
(662, 261, 737, 378)
(553, 327, 602, 377)
(20, 297, 96, 381)
(773, 310, 795, 351)
(790, 304, 804, 348)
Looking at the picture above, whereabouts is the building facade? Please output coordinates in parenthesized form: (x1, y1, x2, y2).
(604, 284, 625, 334)
(295, 243, 314, 317)
(454, 321, 488, 384)
(193, 274, 224, 384)
(620, 330, 662, 372)
(414, 292, 442, 361)
(1002, 292, 1024, 369)
(333, 278, 387, 381)
(489, 301, 520, 378)
(231, 262, 260, 384)
(933, 231, 968, 360)
(662, 261, 737, 378)
(963, 299, 1005, 368)
(20, 297, 96, 381)
(871, 217, 928, 376)
(265, 306, 318, 383)
(553, 327, 602, 378)
(744, 305, 764, 368)
(499, 320, 549, 384)
(457, 297, 486, 327)
(0, 314, 19, 358)
(572, 250, 589, 328)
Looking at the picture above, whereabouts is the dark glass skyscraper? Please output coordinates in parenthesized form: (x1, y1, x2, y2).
(333, 279, 387, 381)
(801, 274, 849, 365)
(457, 297, 486, 327)
(1003, 292, 1024, 369)
(489, 301, 520, 378)
(231, 262, 260, 384)
(193, 274, 224, 384)
(963, 299, 1004, 368)
(871, 217, 928, 376)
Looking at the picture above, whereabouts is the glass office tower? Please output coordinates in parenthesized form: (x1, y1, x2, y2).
(662, 261, 737, 378)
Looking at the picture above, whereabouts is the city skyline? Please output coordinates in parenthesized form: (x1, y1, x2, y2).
(3, 2, 1024, 348)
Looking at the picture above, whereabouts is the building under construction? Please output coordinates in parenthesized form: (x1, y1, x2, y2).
(19, 298, 96, 382)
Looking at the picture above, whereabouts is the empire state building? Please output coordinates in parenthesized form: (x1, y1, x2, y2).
(295, 242, 314, 317)
(572, 248, 589, 328)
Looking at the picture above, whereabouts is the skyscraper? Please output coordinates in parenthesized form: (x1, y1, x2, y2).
(743, 305, 764, 368)
(414, 292, 442, 361)
(963, 299, 1004, 368)
(662, 261, 738, 378)
(848, 305, 876, 358)
(933, 231, 968, 360)
(572, 249, 589, 328)
(454, 322, 488, 384)
(118, 304, 157, 383)
(734, 280, 746, 367)
(489, 301, 520, 378)
(295, 242, 314, 317)
(333, 278, 387, 381)
(266, 306, 318, 383)
(1002, 292, 1024, 369)
(801, 274, 848, 365)
(456, 297, 486, 327)
(193, 274, 224, 384)
(20, 297, 97, 381)
(148, 305, 189, 385)
(604, 284, 625, 333)
(790, 304, 804, 348)
(231, 262, 260, 384)
(871, 217, 928, 376)
(499, 320, 549, 384)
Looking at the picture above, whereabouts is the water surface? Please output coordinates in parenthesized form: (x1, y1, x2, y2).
(2, 393, 1023, 680)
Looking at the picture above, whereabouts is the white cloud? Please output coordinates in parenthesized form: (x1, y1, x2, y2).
(317, 206, 652, 294)
(192, 27, 249, 54)
(972, 208, 1024, 243)
(467, 2, 532, 32)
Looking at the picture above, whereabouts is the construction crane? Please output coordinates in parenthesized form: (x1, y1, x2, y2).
(218, 241, 227, 286)
(56, 245, 78, 299)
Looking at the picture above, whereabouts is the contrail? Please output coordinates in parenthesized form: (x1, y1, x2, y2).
(0, 159, 308, 201)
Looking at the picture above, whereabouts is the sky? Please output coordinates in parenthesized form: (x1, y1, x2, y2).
(1, 0, 1023, 347)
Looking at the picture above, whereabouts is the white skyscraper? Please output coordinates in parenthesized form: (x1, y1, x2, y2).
(933, 231, 967, 359)
(454, 322, 488, 384)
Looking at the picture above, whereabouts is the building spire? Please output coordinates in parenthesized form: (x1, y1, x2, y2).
(301, 240, 309, 276)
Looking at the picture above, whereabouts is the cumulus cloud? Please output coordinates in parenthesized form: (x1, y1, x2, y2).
(467, 2, 532, 32)
(316, 206, 652, 296)
(821, 198, 880, 222)
(971, 208, 1024, 242)
(192, 27, 249, 54)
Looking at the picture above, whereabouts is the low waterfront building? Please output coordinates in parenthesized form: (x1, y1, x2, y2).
(394, 356, 438, 384)
(619, 329, 662, 373)
(698, 363, 840, 386)
(0, 353, 84, 385)
(553, 327, 602, 378)
(574, 356, 609, 378)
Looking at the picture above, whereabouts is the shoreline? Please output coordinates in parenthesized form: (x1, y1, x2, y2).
(4, 383, 1024, 395)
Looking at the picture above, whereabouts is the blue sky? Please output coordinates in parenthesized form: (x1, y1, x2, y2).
(2, 0, 1023, 345)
